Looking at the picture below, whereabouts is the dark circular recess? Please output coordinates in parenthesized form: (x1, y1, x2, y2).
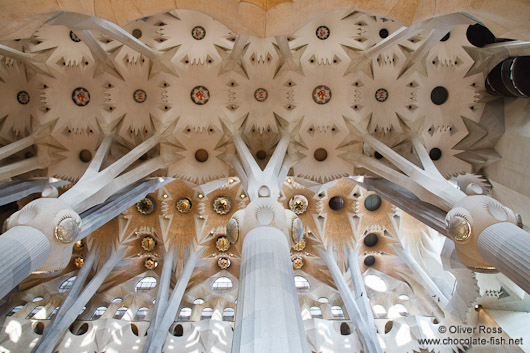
(24, 151, 34, 159)
(430, 86, 448, 105)
(69, 31, 81, 42)
(364, 233, 379, 247)
(79, 149, 92, 163)
(440, 32, 451, 42)
(133, 89, 147, 103)
(364, 255, 376, 266)
(132, 29, 142, 39)
(379, 28, 389, 39)
(136, 195, 156, 215)
(16, 90, 30, 105)
(191, 26, 206, 40)
(466, 24, 495, 48)
(340, 323, 351, 336)
(328, 196, 345, 211)
(364, 194, 382, 211)
(195, 149, 209, 163)
(315, 25, 330, 40)
(256, 150, 267, 160)
(173, 324, 184, 337)
(384, 321, 393, 334)
(429, 147, 442, 161)
(314, 148, 328, 162)
(71, 87, 90, 107)
(374, 151, 383, 159)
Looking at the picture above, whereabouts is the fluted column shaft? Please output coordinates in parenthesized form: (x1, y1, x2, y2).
(478, 222, 530, 293)
(0, 226, 50, 299)
(231, 226, 308, 353)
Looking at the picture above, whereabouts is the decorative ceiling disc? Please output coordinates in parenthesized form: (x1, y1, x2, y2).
(74, 256, 84, 268)
(144, 257, 158, 270)
(133, 89, 147, 103)
(16, 91, 30, 105)
(375, 88, 389, 102)
(54, 217, 80, 244)
(216, 236, 230, 252)
(141, 236, 157, 251)
(213, 196, 231, 215)
(312, 85, 332, 104)
(136, 196, 156, 215)
(292, 256, 304, 269)
(293, 239, 306, 251)
(69, 30, 81, 42)
(176, 197, 193, 214)
(254, 88, 268, 102)
(74, 240, 84, 251)
(315, 25, 330, 40)
(289, 195, 309, 215)
(190, 86, 210, 105)
(72, 87, 90, 107)
(218, 257, 231, 269)
(191, 26, 206, 40)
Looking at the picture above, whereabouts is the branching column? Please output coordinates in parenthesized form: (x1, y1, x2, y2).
(231, 226, 307, 353)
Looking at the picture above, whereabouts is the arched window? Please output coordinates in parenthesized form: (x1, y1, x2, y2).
(309, 306, 322, 318)
(331, 306, 344, 319)
(26, 306, 44, 319)
(32, 296, 44, 302)
(134, 307, 149, 320)
(47, 306, 60, 319)
(90, 306, 107, 320)
(193, 298, 205, 305)
(398, 294, 410, 301)
(372, 304, 386, 318)
(223, 308, 235, 321)
(317, 297, 329, 303)
(59, 276, 76, 293)
(7, 305, 24, 317)
(114, 306, 128, 319)
(111, 298, 123, 303)
(178, 307, 192, 321)
(294, 276, 310, 293)
(364, 275, 387, 292)
(135, 277, 157, 293)
(200, 307, 213, 320)
(212, 277, 232, 293)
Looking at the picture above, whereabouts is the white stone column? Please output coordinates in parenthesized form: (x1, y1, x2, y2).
(347, 249, 377, 328)
(0, 226, 50, 300)
(231, 226, 308, 353)
(319, 247, 382, 353)
(478, 222, 530, 293)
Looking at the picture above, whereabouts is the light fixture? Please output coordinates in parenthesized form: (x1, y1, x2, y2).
(198, 193, 204, 199)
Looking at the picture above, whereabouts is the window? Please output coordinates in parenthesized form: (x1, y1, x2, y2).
(135, 277, 157, 293)
(79, 306, 86, 315)
(47, 306, 60, 319)
(32, 296, 44, 302)
(59, 276, 76, 293)
(309, 306, 322, 318)
(90, 306, 107, 320)
(212, 277, 232, 293)
(331, 306, 344, 319)
(193, 298, 205, 305)
(111, 298, 123, 304)
(388, 304, 408, 319)
(7, 305, 24, 317)
(26, 306, 44, 319)
(372, 304, 386, 318)
(364, 275, 387, 292)
(317, 297, 329, 303)
(200, 307, 213, 320)
(178, 307, 192, 321)
(134, 307, 149, 320)
(294, 276, 310, 293)
(364, 194, 382, 211)
(114, 306, 128, 319)
(223, 308, 235, 321)
(398, 294, 409, 301)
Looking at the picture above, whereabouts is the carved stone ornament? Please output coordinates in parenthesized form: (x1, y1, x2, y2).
(74, 240, 84, 251)
(226, 218, 239, 243)
(218, 257, 231, 269)
(312, 85, 332, 104)
(254, 88, 268, 102)
(133, 89, 147, 103)
(74, 256, 84, 268)
(289, 195, 308, 215)
(141, 236, 157, 251)
(213, 196, 231, 215)
(54, 216, 81, 244)
(191, 25, 206, 40)
(144, 257, 158, 270)
(176, 197, 193, 214)
(190, 85, 210, 105)
(315, 25, 330, 40)
(72, 87, 90, 106)
(216, 236, 230, 252)
(136, 196, 156, 215)
(293, 239, 306, 251)
(447, 215, 472, 241)
(17, 91, 30, 105)
(292, 256, 304, 269)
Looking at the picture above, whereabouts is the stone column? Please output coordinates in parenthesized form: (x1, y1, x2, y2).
(319, 247, 382, 353)
(231, 226, 308, 353)
(478, 222, 530, 293)
(0, 226, 50, 299)
(347, 249, 378, 327)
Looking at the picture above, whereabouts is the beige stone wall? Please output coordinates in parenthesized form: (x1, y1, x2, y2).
(0, 0, 530, 39)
